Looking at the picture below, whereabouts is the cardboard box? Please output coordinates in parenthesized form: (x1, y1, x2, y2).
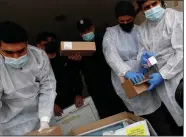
(60, 41, 96, 56)
(114, 120, 154, 136)
(120, 75, 149, 99)
(70, 112, 143, 135)
(54, 97, 100, 135)
(71, 112, 157, 136)
(80, 119, 134, 136)
(25, 126, 62, 136)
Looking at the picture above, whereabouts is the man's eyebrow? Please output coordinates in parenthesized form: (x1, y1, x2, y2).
(17, 48, 25, 52)
(119, 19, 132, 22)
(4, 48, 25, 53)
(4, 50, 13, 53)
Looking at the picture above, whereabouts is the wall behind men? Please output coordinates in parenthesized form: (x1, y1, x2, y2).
(0, 0, 183, 44)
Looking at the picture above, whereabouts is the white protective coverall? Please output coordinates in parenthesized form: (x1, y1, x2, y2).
(137, 8, 183, 126)
(0, 45, 57, 135)
(103, 25, 161, 116)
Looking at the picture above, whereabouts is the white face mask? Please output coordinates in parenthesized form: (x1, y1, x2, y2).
(4, 54, 28, 69)
(144, 5, 165, 21)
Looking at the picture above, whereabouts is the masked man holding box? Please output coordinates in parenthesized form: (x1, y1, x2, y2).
(76, 18, 127, 119)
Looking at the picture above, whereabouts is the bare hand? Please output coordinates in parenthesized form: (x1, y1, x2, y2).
(54, 104, 63, 116)
(68, 54, 82, 61)
(75, 95, 84, 108)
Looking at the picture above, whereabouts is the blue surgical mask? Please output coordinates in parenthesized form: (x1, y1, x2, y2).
(4, 54, 29, 69)
(82, 32, 95, 41)
(145, 5, 165, 21)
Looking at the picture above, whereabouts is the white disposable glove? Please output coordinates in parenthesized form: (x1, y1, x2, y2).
(38, 121, 50, 132)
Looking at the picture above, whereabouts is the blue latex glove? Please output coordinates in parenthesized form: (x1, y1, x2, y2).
(140, 67, 148, 75)
(141, 51, 156, 65)
(125, 72, 145, 84)
(147, 73, 164, 91)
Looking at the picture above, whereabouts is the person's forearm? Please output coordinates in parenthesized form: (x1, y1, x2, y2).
(160, 23, 183, 79)
(103, 43, 131, 76)
(38, 56, 57, 123)
(159, 54, 183, 80)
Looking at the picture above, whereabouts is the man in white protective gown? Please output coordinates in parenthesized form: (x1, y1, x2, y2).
(0, 21, 57, 135)
(136, 0, 183, 135)
(102, 1, 177, 135)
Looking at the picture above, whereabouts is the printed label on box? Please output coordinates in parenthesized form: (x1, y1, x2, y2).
(123, 120, 150, 136)
(147, 56, 157, 67)
(64, 42, 72, 50)
(125, 124, 146, 135)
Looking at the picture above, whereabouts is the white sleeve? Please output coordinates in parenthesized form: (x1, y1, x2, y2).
(159, 22, 183, 79)
(137, 34, 146, 61)
(0, 78, 3, 135)
(38, 51, 57, 123)
(102, 28, 131, 77)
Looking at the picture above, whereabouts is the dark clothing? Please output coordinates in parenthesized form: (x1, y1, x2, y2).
(50, 56, 83, 109)
(80, 28, 128, 118)
(143, 103, 183, 136)
(142, 104, 173, 136)
(175, 79, 183, 109)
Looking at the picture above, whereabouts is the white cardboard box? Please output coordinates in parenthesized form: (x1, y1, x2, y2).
(55, 97, 100, 135)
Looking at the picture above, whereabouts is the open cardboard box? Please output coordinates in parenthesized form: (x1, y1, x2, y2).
(120, 74, 150, 99)
(70, 112, 157, 136)
(25, 126, 62, 136)
(60, 41, 96, 56)
(54, 97, 99, 135)
(113, 120, 155, 136)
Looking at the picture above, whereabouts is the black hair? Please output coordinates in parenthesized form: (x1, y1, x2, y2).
(48, 32, 57, 40)
(36, 32, 49, 44)
(137, 0, 166, 9)
(136, 0, 146, 9)
(36, 32, 57, 44)
(0, 21, 28, 43)
(44, 41, 59, 54)
(76, 18, 93, 33)
(115, 1, 136, 18)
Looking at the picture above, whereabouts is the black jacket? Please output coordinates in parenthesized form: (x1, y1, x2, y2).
(79, 28, 128, 118)
(81, 27, 111, 88)
(50, 56, 83, 109)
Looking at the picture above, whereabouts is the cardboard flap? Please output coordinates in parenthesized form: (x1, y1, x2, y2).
(120, 77, 126, 83)
(25, 126, 62, 136)
(70, 112, 144, 135)
(121, 76, 150, 99)
(121, 80, 138, 99)
(134, 79, 149, 85)
(124, 112, 144, 122)
(134, 83, 149, 94)
(146, 120, 158, 136)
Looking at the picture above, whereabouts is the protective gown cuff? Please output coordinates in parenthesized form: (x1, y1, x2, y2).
(40, 116, 50, 123)
(159, 70, 168, 80)
(120, 69, 131, 77)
